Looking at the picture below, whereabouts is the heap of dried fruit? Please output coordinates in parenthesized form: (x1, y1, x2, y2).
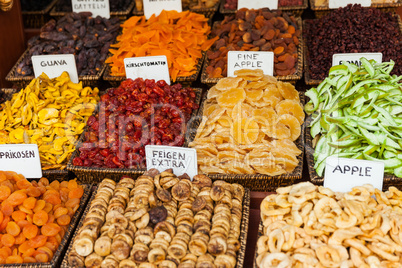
(54, 0, 132, 12)
(68, 169, 244, 267)
(313, 0, 398, 7)
(16, 12, 119, 77)
(306, 4, 402, 81)
(105, 10, 218, 82)
(224, 0, 303, 10)
(206, 8, 300, 78)
(190, 69, 304, 175)
(72, 78, 198, 169)
(0, 171, 84, 264)
(0, 72, 99, 170)
(257, 182, 402, 267)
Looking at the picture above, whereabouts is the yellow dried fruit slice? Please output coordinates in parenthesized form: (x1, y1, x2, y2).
(199, 165, 225, 174)
(239, 143, 267, 151)
(217, 88, 246, 108)
(234, 69, 264, 81)
(263, 84, 283, 108)
(252, 107, 277, 125)
(277, 81, 299, 101)
(217, 151, 244, 161)
(216, 143, 247, 154)
(245, 88, 264, 102)
(215, 77, 243, 91)
(254, 164, 286, 176)
(275, 99, 305, 125)
(274, 122, 292, 140)
(207, 107, 226, 124)
(244, 119, 260, 144)
(203, 103, 219, 117)
(274, 157, 298, 173)
(273, 139, 301, 155)
(217, 115, 233, 128)
(193, 144, 218, 155)
(248, 149, 271, 159)
(277, 114, 301, 141)
(245, 80, 269, 90)
(231, 102, 253, 121)
(207, 86, 220, 100)
(232, 118, 246, 145)
(226, 161, 256, 174)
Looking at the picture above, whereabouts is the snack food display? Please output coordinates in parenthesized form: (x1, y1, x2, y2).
(256, 182, 402, 267)
(205, 8, 300, 78)
(305, 59, 402, 177)
(190, 69, 304, 175)
(72, 78, 199, 169)
(0, 72, 99, 170)
(105, 10, 218, 82)
(305, 4, 402, 81)
(0, 171, 85, 264)
(15, 12, 119, 77)
(67, 169, 245, 267)
(312, 0, 399, 7)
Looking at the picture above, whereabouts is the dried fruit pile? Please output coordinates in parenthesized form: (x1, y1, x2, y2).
(305, 4, 402, 80)
(224, 0, 303, 10)
(68, 169, 245, 267)
(54, 0, 132, 12)
(257, 182, 402, 267)
(72, 78, 198, 169)
(206, 8, 300, 78)
(105, 10, 218, 82)
(0, 72, 99, 170)
(16, 12, 120, 77)
(190, 69, 304, 175)
(0, 171, 84, 264)
(313, 0, 398, 7)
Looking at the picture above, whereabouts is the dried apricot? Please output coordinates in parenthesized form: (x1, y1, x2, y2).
(0, 186, 11, 201)
(11, 211, 26, 222)
(0, 211, 3, 224)
(43, 193, 61, 205)
(37, 246, 53, 259)
(54, 207, 68, 218)
(6, 255, 23, 264)
(68, 187, 84, 199)
(49, 180, 60, 190)
(33, 200, 46, 213)
(18, 241, 31, 253)
(18, 205, 32, 215)
(14, 233, 26, 245)
(22, 248, 35, 257)
(41, 223, 61, 237)
(43, 203, 53, 214)
(38, 178, 49, 187)
(1, 234, 15, 247)
(6, 222, 20, 236)
(16, 179, 31, 190)
(0, 171, 6, 182)
(35, 253, 48, 262)
(17, 220, 30, 229)
(7, 190, 27, 206)
(28, 235, 47, 248)
(65, 198, 80, 208)
(0, 216, 10, 231)
(23, 224, 38, 239)
(1, 202, 13, 217)
(59, 188, 69, 203)
(56, 214, 71, 226)
(22, 197, 36, 210)
(26, 186, 41, 198)
(23, 256, 36, 263)
(60, 181, 68, 188)
(47, 214, 55, 224)
(33, 210, 48, 226)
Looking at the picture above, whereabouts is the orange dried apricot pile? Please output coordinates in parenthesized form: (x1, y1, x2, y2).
(105, 10, 219, 82)
(0, 171, 84, 264)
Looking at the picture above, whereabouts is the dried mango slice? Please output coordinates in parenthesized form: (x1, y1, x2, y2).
(275, 99, 305, 125)
(217, 88, 246, 108)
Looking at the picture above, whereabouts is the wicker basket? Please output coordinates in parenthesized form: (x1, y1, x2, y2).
(103, 52, 205, 88)
(5, 49, 107, 89)
(49, 0, 135, 20)
(219, 0, 308, 16)
(0, 88, 17, 105)
(21, 0, 58, 28)
(304, 116, 402, 189)
(186, 92, 305, 192)
(309, 0, 402, 18)
(67, 88, 203, 183)
(304, 14, 402, 86)
(60, 186, 250, 267)
(200, 17, 304, 86)
(0, 182, 92, 268)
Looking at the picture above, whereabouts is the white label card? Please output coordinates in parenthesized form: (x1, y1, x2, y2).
(238, 0, 278, 9)
(143, 0, 182, 20)
(32, 54, 79, 83)
(324, 156, 384, 192)
(227, 51, 274, 77)
(329, 0, 371, 8)
(0, 144, 42, 178)
(124, 56, 170, 85)
(71, 0, 110, 18)
(332, 53, 382, 67)
(145, 145, 198, 180)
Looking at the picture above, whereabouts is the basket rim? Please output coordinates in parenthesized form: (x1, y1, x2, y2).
(50, 0, 135, 17)
(309, 0, 402, 11)
(200, 16, 304, 84)
(220, 0, 308, 14)
(303, 13, 402, 86)
(21, 0, 58, 15)
(67, 87, 203, 175)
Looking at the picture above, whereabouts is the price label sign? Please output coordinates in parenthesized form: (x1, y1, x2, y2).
(227, 51, 274, 77)
(324, 156, 384, 192)
(143, 0, 182, 20)
(71, 0, 110, 18)
(124, 56, 170, 84)
(145, 145, 198, 179)
(332, 53, 382, 67)
(32, 54, 79, 83)
(0, 144, 42, 178)
(329, 0, 371, 8)
(238, 0, 277, 10)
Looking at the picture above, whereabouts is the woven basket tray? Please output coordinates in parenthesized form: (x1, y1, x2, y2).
(200, 17, 304, 86)
(103, 52, 205, 88)
(309, 0, 402, 18)
(303, 14, 402, 86)
(186, 92, 305, 192)
(21, 0, 58, 28)
(304, 116, 402, 189)
(219, 0, 308, 16)
(0, 181, 92, 268)
(60, 186, 250, 267)
(5, 49, 107, 89)
(49, 0, 135, 20)
(67, 87, 203, 183)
